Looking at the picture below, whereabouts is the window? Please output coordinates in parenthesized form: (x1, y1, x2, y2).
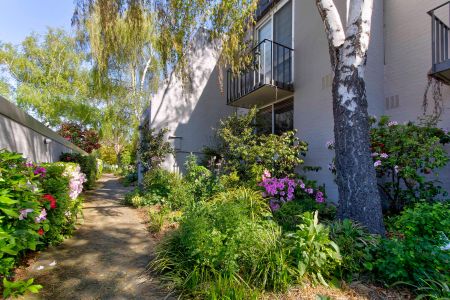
(274, 98, 293, 134)
(256, 98, 294, 135)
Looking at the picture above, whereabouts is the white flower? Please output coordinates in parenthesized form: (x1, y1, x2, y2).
(387, 121, 398, 127)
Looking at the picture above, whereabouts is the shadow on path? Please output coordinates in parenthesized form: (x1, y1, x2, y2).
(20, 174, 172, 300)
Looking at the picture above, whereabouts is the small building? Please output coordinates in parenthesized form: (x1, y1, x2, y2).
(140, 0, 450, 201)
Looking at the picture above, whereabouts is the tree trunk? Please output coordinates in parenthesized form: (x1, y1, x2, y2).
(332, 56, 385, 234)
(317, 0, 385, 234)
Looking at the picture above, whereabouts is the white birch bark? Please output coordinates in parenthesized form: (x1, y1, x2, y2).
(316, 0, 385, 234)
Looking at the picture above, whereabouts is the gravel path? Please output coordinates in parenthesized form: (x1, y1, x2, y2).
(19, 174, 171, 300)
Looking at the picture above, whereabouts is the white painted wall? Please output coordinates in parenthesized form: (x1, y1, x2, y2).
(0, 96, 86, 162)
(149, 30, 234, 173)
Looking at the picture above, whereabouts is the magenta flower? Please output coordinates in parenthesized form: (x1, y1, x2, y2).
(315, 191, 325, 203)
(34, 166, 46, 177)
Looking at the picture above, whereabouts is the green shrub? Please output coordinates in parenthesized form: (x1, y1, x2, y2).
(209, 108, 308, 182)
(284, 211, 341, 285)
(0, 150, 85, 290)
(138, 127, 174, 172)
(184, 154, 222, 201)
(151, 188, 343, 296)
(273, 199, 336, 232)
(40, 163, 83, 245)
(374, 202, 450, 287)
(2, 277, 42, 299)
(151, 188, 292, 296)
(329, 219, 379, 280)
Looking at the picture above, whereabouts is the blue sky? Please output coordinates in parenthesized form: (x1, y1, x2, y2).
(0, 0, 75, 44)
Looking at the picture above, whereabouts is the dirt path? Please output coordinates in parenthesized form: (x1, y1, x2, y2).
(19, 174, 171, 300)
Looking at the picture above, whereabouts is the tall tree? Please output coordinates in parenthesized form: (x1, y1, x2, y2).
(0, 29, 100, 127)
(316, 0, 384, 234)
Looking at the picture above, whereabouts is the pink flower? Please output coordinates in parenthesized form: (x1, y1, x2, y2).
(374, 160, 382, 167)
(35, 209, 47, 223)
(19, 208, 33, 220)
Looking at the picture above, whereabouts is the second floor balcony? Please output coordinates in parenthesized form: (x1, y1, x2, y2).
(429, 1, 450, 84)
(226, 39, 294, 108)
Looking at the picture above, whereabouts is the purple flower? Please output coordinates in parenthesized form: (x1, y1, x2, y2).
(269, 200, 280, 212)
(34, 166, 46, 177)
(371, 152, 379, 157)
(380, 153, 389, 159)
(19, 208, 33, 220)
(35, 209, 47, 223)
(306, 188, 314, 194)
(374, 160, 382, 167)
(315, 191, 325, 203)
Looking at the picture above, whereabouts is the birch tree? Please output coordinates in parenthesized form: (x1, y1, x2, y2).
(316, 0, 385, 234)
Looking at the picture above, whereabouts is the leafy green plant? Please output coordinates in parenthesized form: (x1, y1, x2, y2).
(329, 219, 379, 280)
(184, 154, 222, 201)
(374, 202, 450, 288)
(284, 211, 341, 285)
(2, 278, 42, 299)
(151, 188, 293, 297)
(148, 206, 170, 233)
(138, 126, 173, 172)
(210, 108, 308, 182)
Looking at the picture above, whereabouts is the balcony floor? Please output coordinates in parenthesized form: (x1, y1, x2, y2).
(431, 60, 450, 85)
(228, 84, 294, 108)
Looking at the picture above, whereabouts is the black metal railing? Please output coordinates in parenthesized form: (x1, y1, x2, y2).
(429, 1, 450, 73)
(226, 39, 294, 105)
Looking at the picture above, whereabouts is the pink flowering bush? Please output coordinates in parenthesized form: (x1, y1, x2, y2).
(0, 149, 87, 289)
(328, 115, 450, 214)
(259, 172, 336, 231)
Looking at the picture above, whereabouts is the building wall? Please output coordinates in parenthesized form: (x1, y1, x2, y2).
(293, 0, 385, 201)
(0, 96, 86, 162)
(383, 0, 450, 193)
(149, 30, 234, 173)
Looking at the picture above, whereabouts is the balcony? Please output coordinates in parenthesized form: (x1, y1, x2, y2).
(226, 39, 294, 108)
(429, 1, 450, 84)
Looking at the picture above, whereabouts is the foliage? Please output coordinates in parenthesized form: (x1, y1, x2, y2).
(329, 116, 450, 214)
(0, 149, 85, 294)
(273, 200, 336, 232)
(150, 188, 290, 297)
(373, 201, 450, 288)
(213, 108, 308, 182)
(2, 278, 42, 299)
(0, 28, 99, 127)
(39, 163, 85, 245)
(58, 123, 101, 154)
(151, 187, 343, 296)
(139, 169, 192, 209)
(184, 154, 222, 201)
(284, 211, 341, 285)
(60, 153, 99, 189)
(329, 219, 379, 280)
(138, 127, 173, 172)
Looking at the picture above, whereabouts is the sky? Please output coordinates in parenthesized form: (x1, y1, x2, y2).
(0, 0, 76, 45)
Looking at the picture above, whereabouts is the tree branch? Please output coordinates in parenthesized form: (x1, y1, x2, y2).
(315, 0, 345, 49)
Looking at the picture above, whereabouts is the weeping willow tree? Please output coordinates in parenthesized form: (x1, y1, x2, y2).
(73, 0, 159, 127)
(73, 0, 258, 91)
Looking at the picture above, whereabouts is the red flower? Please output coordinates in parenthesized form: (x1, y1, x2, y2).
(38, 228, 44, 236)
(42, 194, 57, 209)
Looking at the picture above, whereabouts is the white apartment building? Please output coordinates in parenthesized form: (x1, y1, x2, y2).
(142, 0, 450, 201)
